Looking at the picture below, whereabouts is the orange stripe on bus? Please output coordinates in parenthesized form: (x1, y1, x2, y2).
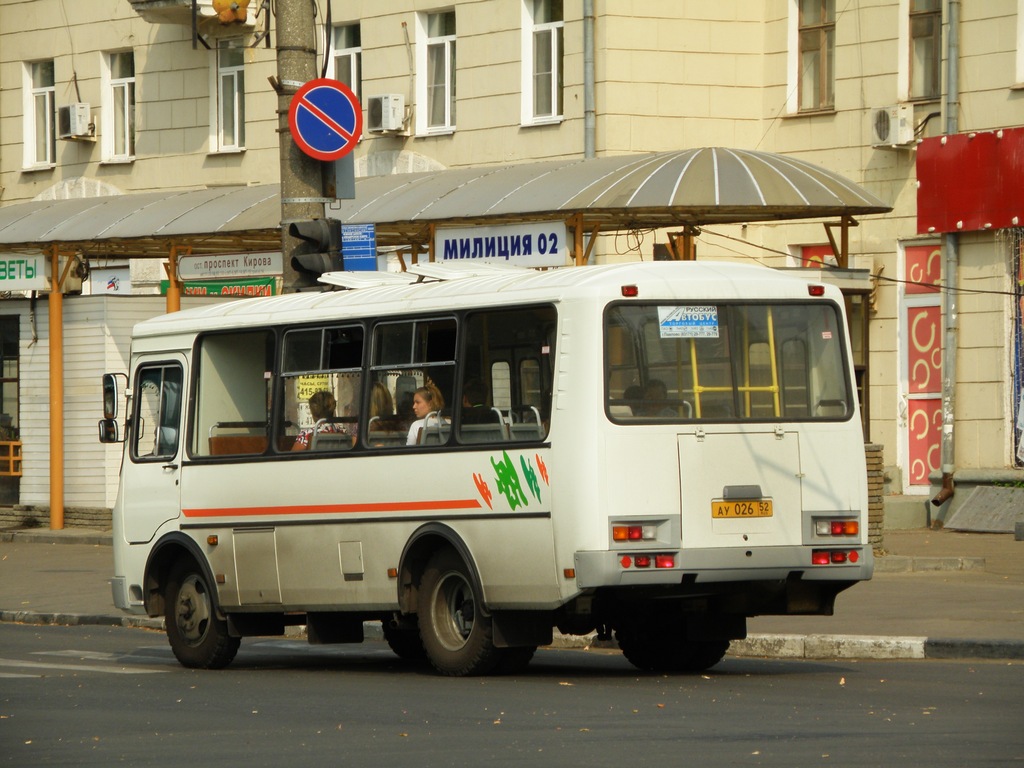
(182, 498, 482, 518)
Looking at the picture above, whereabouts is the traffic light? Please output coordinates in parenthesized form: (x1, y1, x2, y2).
(288, 218, 342, 288)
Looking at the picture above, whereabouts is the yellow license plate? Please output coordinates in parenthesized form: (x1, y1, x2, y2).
(712, 499, 773, 518)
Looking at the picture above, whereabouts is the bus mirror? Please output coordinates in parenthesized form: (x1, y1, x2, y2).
(102, 373, 126, 419)
(98, 418, 121, 444)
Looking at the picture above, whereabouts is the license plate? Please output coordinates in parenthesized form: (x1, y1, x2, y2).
(712, 499, 773, 518)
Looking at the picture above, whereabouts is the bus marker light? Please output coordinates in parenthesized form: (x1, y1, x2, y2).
(621, 285, 639, 297)
(387, 567, 398, 578)
(620, 556, 632, 568)
(655, 554, 675, 568)
(207, 535, 219, 546)
(215, 574, 226, 584)
(563, 568, 576, 579)
(808, 284, 826, 296)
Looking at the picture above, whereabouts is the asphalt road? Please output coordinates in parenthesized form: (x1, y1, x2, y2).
(1, 623, 1022, 767)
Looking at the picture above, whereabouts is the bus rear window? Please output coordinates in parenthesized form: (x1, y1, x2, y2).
(605, 302, 853, 423)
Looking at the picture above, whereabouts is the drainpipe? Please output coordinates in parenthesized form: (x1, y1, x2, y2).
(583, 0, 595, 159)
(931, 0, 960, 514)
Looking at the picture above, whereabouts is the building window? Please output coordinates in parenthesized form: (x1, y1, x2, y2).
(523, 0, 563, 123)
(1018, 0, 1024, 85)
(103, 51, 136, 161)
(24, 60, 55, 168)
(330, 24, 362, 99)
(0, 317, 19, 444)
(798, 0, 835, 111)
(909, 0, 941, 101)
(417, 10, 456, 133)
(214, 39, 245, 151)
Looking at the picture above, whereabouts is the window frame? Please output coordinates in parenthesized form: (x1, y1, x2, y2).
(329, 23, 362, 101)
(101, 50, 136, 163)
(131, 362, 184, 462)
(795, 0, 836, 113)
(416, 9, 457, 135)
(23, 60, 56, 169)
(908, 0, 941, 102)
(212, 38, 246, 153)
(521, 0, 564, 125)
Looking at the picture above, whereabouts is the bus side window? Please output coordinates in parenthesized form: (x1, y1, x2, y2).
(132, 363, 183, 461)
(192, 331, 273, 457)
(367, 318, 456, 449)
(278, 325, 363, 453)
(458, 305, 555, 445)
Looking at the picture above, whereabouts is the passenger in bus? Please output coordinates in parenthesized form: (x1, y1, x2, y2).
(623, 384, 643, 415)
(292, 390, 346, 450)
(460, 378, 498, 424)
(370, 381, 394, 418)
(638, 379, 677, 417)
(406, 383, 448, 445)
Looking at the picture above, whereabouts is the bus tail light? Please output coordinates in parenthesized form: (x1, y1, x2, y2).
(812, 549, 860, 565)
(619, 553, 676, 569)
(612, 524, 658, 542)
(815, 519, 859, 537)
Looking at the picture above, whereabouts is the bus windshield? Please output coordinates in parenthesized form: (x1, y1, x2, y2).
(605, 301, 853, 423)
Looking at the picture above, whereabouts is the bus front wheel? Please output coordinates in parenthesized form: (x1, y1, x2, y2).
(164, 560, 240, 669)
(417, 550, 501, 676)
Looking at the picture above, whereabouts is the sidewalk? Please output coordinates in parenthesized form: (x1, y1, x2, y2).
(1, 526, 1022, 661)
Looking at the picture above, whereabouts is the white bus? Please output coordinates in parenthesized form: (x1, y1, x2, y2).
(101, 261, 872, 676)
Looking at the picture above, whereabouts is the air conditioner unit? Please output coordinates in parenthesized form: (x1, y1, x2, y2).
(367, 94, 405, 133)
(58, 103, 93, 140)
(870, 104, 914, 148)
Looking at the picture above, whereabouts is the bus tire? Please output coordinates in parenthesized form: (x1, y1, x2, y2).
(617, 630, 728, 673)
(382, 621, 428, 661)
(417, 549, 501, 676)
(493, 646, 537, 675)
(164, 560, 240, 670)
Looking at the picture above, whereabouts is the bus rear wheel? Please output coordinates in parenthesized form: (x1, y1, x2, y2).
(164, 560, 240, 669)
(383, 620, 428, 661)
(417, 549, 501, 676)
(617, 631, 729, 673)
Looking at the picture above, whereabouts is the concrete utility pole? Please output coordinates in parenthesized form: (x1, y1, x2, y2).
(275, 0, 326, 292)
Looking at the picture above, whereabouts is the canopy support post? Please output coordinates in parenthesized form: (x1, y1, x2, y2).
(666, 226, 700, 260)
(48, 244, 78, 530)
(824, 216, 857, 269)
(164, 244, 189, 313)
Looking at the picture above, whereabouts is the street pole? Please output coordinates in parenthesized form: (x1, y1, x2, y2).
(275, 0, 326, 292)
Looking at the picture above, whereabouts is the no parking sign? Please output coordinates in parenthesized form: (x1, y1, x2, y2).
(288, 78, 362, 161)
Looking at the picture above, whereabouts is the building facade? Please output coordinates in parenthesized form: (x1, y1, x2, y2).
(0, 0, 1022, 521)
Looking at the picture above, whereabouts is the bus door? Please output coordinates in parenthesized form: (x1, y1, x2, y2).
(678, 427, 804, 550)
(122, 357, 186, 544)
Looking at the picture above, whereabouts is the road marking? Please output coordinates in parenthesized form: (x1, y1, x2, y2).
(0, 658, 166, 675)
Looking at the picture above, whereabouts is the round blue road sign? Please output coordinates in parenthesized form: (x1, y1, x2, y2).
(288, 78, 363, 162)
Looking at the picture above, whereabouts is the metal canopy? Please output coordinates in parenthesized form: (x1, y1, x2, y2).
(0, 149, 890, 256)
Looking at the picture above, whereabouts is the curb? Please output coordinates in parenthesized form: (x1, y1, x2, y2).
(0, 530, 113, 546)
(2, 610, 1022, 661)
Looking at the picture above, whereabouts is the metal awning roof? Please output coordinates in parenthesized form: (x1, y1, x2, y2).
(0, 149, 891, 257)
